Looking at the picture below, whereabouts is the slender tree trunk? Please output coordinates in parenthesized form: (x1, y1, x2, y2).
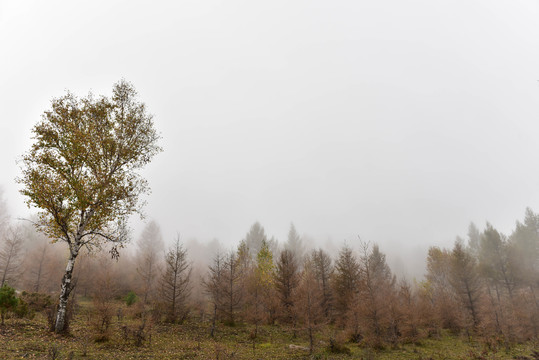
(210, 303, 217, 337)
(229, 274, 234, 324)
(34, 248, 47, 293)
(321, 273, 330, 319)
(308, 325, 313, 355)
(143, 264, 152, 304)
(530, 285, 539, 310)
(171, 270, 177, 321)
(307, 291, 313, 354)
(501, 267, 513, 300)
(55, 246, 79, 333)
(1, 265, 7, 287)
(464, 282, 478, 327)
(1, 251, 12, 287)
(487, 283, 501, 333)
(34, 265, 42, 293)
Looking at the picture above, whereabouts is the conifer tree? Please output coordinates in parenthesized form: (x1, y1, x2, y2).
(311, 248, 334, 320)
(332, 244, 360, 323)
(450, 240, 481, 328)
(160, 237, 191, 323)
(274, 249, 299, 324)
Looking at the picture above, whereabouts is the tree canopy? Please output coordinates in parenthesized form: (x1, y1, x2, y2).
(19, 80, 161, 250)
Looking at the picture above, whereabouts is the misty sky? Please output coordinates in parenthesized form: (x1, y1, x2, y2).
(1, 1, 539, 274)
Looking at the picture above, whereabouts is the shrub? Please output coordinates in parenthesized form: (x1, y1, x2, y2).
(125, 291, 138, 306)
(15, 292, 52, 320)
(0, 284, 18, 325)
(93, 293, 113, 341)
(328, 337, 351, 355)
(21, 292, 52, 313)
(13, 298, 29, 318)
(121, 317, 150, 347)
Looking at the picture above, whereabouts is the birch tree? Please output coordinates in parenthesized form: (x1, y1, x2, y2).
(18, 80, 161, 333)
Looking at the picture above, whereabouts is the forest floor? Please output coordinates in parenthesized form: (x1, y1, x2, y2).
(0, 298, 537, 359)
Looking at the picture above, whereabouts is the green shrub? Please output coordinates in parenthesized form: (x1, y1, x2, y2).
(0, 284, 19, 324)
(328, 337, 351, 355)
(14, 298, 29, 318)
(124, 291, 138, 306)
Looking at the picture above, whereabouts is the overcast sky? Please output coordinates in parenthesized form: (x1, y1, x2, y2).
(1, 1, 539, 275)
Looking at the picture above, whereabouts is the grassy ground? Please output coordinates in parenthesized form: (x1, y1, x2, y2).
(0, 299, 537, 359)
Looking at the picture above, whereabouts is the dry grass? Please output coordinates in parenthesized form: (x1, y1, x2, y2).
(0, 298, 537, 359)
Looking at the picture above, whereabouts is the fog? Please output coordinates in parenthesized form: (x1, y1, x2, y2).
(1, 1, 539, 279)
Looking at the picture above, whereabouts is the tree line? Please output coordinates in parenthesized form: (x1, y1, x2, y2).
(1, 210, 538, 352)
